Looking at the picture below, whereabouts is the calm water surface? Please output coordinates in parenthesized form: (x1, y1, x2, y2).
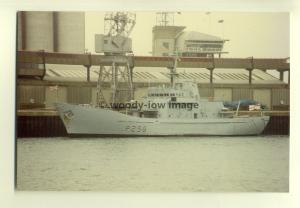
(16, 136, 289, 192)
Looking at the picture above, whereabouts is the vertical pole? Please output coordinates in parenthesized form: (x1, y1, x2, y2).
(279, 70, 284, 81)
(127, 56, 134, 100)
(247, 69, 253, 84)
(208, 55, 215, 84)
(40, 50, 46, 80)
(111, 62, 117, 105)
(236, 100, 241, 116)
(207, 67, 214, 101)
(53, 12, 59, 52)
(208, 68, 214, 84)
(85, 52, 92, 82)
(171, 68, 174, 86)
(130, 66, 133, 83)
(127, 64, 134, 100)
(288, 70, 290, 85)
(86, 66, 90, 82)
(20, 11, 26, 50)
(96, 65, 102, 106)
(247, 56, 254, 85)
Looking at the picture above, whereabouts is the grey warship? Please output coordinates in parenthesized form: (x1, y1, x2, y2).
(55, 58, 269, 136)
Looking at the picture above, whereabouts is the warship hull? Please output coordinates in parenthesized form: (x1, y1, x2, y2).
(55, 103, 270, 136)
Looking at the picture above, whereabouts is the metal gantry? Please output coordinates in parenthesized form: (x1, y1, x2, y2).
(95, 12, 136, 107)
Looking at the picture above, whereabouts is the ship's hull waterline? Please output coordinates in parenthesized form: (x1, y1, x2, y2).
(55, 103, 270, 136)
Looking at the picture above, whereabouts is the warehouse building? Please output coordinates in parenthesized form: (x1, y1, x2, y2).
(17, 65, 289, 110)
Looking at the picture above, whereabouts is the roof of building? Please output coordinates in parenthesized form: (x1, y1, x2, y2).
(44, 65, 284, 85)
(176, 31, 223, 42)
(152, 25, 186, 32)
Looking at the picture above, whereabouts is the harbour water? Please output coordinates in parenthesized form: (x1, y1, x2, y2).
(16, 136, 289, 192)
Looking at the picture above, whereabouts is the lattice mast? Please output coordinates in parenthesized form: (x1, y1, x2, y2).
(156, 12, 177, 26)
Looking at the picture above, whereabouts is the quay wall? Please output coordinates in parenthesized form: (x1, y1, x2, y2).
(17, 114, 289, 138)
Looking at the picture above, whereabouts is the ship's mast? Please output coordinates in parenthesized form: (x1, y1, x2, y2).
(156, 12, 180, 87)
(169, 50, 179, 88)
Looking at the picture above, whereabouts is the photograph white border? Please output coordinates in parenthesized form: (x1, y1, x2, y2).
(1, 0, 299, 208)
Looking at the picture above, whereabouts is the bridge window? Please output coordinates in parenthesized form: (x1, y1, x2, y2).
(162, 42, 169, 49)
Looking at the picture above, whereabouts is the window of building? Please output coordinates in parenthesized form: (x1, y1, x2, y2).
(162, 53, 169, 56)
(162, 42, 169, 49)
